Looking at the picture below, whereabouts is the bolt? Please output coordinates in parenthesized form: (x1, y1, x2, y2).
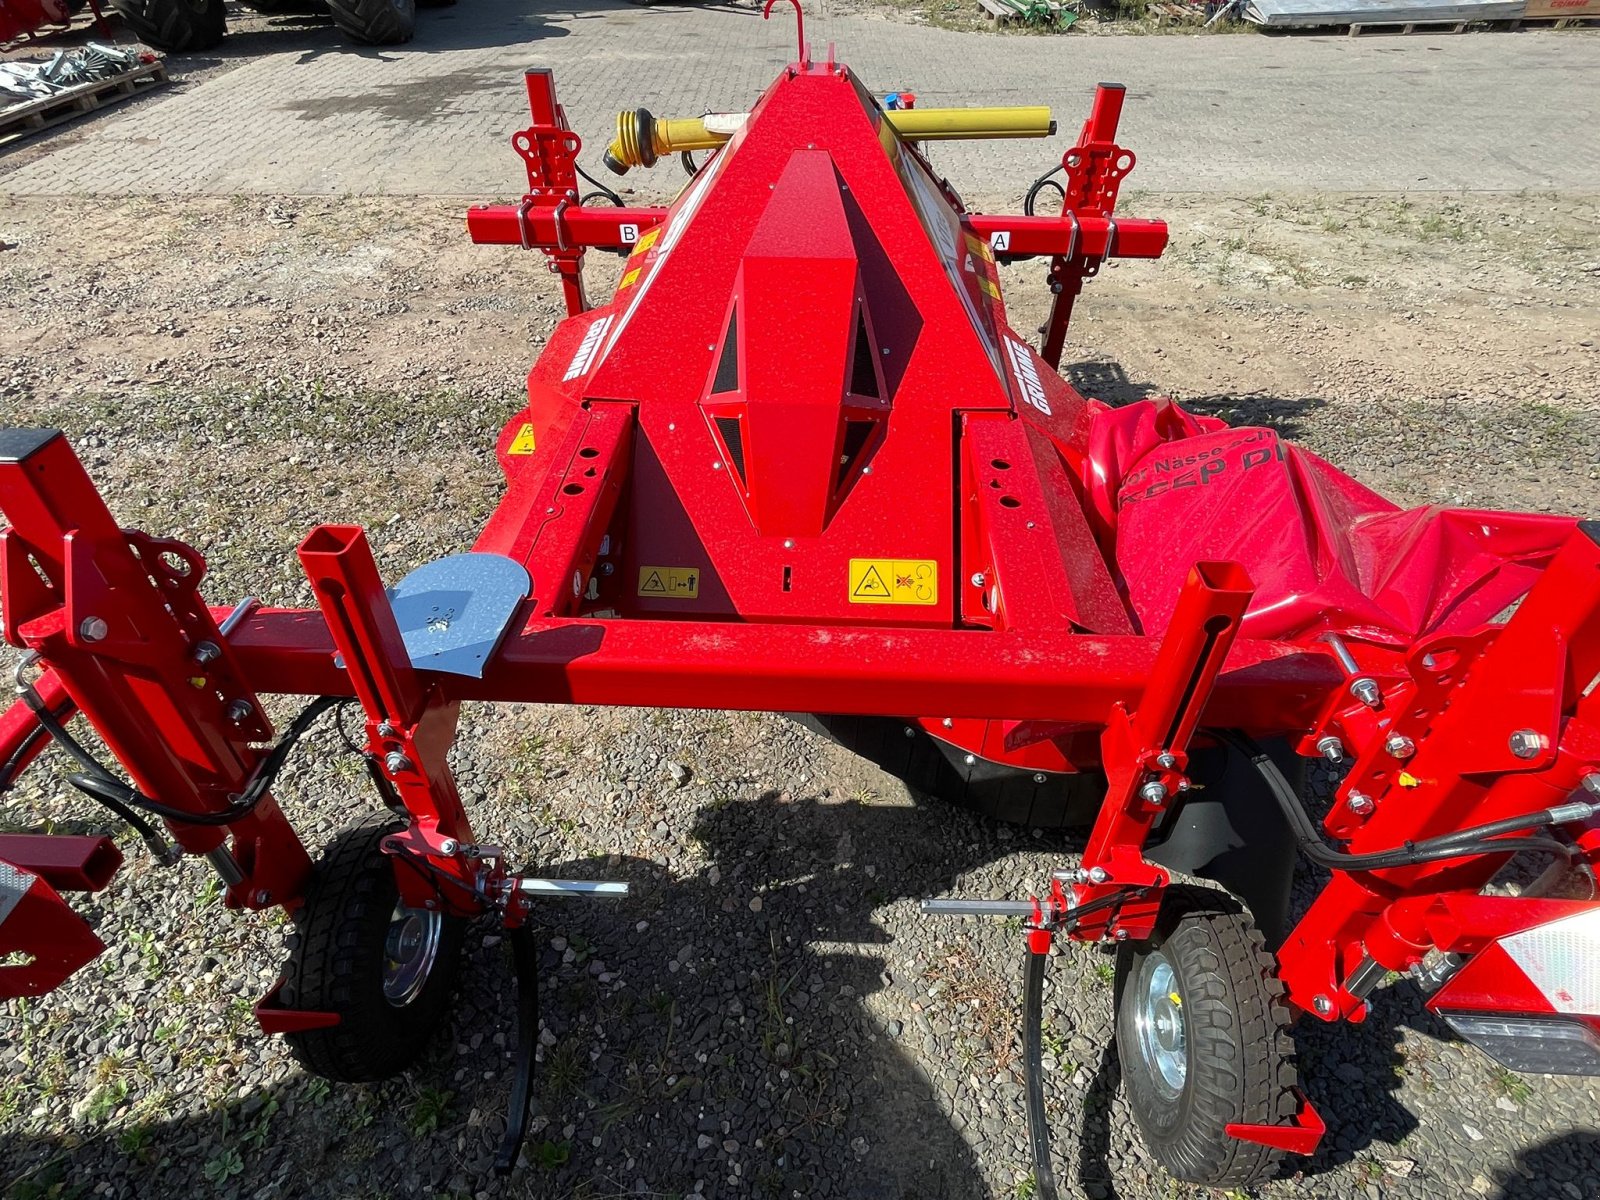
(969, 572, 986, 588)
(902, 726, 915, 738)
(941, 718, 954, 728)
(384, 751, 412, 774)
(1087, 866, 1109, 884)
(1316, 735, 1345, 762)
(783, 539, 795, 549)
(1582, 772, 1600, 798)
(601, 562, 615, 576)
(1385, 733, 1415, 759)
(1114, 928, 1129, 941)
(424, 899, 438, 910)
(1033, 773, 1047, 784)
(438, 838, 460, 856)
(963, 754, 976, 766)
(1350, 677, 1382, 708)
(1155, 752, 1177, 770)
(1313, 995, 1334, 1017)
(226, 699, 253, 723)
(253, 890, 271, 906)
(78, 616, 108, 642)
(377, 721, 397, 738)
(1508, 729, 1545, 760)
(192, 641, 220, 665)
(1139, 780, 1168, 806)
(1347, 791, 1375, 816)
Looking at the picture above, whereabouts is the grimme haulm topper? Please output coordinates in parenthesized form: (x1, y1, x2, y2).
(3, 7, 1597, 1191)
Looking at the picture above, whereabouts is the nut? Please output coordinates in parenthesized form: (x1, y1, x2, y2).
(78, 616, 109, 642)
(1508, 729, 1545, 760)
(192, 641, 220, 665)
(1384, 733, 1415, 759)
(1349, 677, 1382, 708)
(969, 572, 986, 588)
(1139, 780, 1169, 806)
(1086, 866, 1110, 884)
(226, 699, 253, 723)
(1347, 791, 1375, 816)
(1582, 772, 1600, 798)
(384, 751, 413, 774)
(438, 838, 460, 856)
(1154, 752, 1178, 770)
(1313, 995, 1334, 1017)
(1315, 735, 1345, 762)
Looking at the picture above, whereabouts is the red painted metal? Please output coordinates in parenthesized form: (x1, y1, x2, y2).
(0, 865, 106, 999)
(1226, 1090, 1326, 1156)
(0, 834, 121, 891)
(2, 48, 1599, 1179)
(253, 979, 341, 1035)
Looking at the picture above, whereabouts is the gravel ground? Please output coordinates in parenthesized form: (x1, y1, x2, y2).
(0, 189, 1598, 1200)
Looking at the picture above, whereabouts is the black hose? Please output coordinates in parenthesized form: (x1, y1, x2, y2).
(681, 150, 700, 179)
(1218, 731, 1580, 871)
(1022, 943, 1062, 1200)
(1024, 164, 1065, 218)
(0, 720, 53, 794)
(25, 685, 340, 831)
(576, 163, 624, 208)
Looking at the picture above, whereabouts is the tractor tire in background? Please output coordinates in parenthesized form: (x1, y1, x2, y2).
(110, 0, 225, 51)
(1113, 885, 1299, 1188)
(326, 0, 415, 44)
(279, 813, 465, 1082)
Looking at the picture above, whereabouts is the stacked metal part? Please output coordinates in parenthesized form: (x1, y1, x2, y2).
(0, 42, 145, 105)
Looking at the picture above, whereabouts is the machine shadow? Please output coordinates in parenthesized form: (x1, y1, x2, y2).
(1064, 357, 1329, 443)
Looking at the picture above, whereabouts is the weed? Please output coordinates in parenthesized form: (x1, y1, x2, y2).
(117, 1124, 154, 1159)
(202, 1147, 244, 1184)
(534, 1139, 572, 1170)
(241, 1098, 280, 1152)
(1094, 962, 1115, 985)
(196, 875, 224, 909)
(1014, 1176, 1038, 1200)
(84, 1077, 129, 1122)
(302, 1076, 331, 1105)
(410, 1087, 454, 1135)
(1492, 1068, 1532, 1105)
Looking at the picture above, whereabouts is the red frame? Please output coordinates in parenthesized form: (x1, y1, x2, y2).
(2, 54, 1599, 1168)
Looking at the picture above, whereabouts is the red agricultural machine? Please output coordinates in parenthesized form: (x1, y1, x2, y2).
(2, 5, 1598, 1191)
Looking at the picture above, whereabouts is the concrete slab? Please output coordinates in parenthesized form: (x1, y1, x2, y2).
(2, 1, 1596, 196)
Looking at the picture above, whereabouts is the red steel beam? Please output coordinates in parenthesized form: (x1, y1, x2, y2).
(224, 607, 1347, 730)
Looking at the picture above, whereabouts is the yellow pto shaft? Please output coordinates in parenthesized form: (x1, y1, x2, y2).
(602, 105, 1056, 174)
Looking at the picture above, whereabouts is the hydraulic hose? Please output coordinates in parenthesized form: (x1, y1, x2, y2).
(1217, 731, 1587, 872)
(19, 666, 341, 835)
(1022, 944, 1062, 1200)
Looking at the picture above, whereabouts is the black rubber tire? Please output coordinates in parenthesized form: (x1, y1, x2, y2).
(110, 0, 225, 51)
(1113, 885, 1297, 1188)
(326, 0, 415, 44)
(280, 813, 465, 1082)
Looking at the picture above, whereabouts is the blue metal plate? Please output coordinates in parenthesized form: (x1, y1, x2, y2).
(387, 553, 531, 678)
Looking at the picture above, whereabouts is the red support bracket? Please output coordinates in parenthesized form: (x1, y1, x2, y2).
(0, 834, 121, 892)
(253, 978, 340, 1035)
(1074, 561, 1255, 941)
(0, 864, 108, 999)
(500, 68, 592, 316)
(0, 428, 311, 911)
(1227, 1089, 1326, 1156)
(1038, 83, 1144, 371)
(296, 525, 480, 913)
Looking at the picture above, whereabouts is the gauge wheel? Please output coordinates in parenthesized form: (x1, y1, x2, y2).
(1113, 885, 1298, 1187)
(279, 813, 465, 1081)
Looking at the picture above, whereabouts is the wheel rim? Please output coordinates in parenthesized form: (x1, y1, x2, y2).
(382, 902, 442, 1007)
(1133, 950, 1187, 1101)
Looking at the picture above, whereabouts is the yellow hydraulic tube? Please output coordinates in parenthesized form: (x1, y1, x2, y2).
(602, 105, 1056, 174)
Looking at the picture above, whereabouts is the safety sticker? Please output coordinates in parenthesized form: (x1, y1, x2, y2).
(634, 227, 660, 254)
(638, 566, 700, 599)
(508, 423, 538, 455)
(964, 232, 994, 263)
(620, 268, 642, 290)
(848, 559, 937, 606)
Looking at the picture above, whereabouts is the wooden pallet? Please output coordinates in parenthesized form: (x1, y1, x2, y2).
(0, 59, 167, 151)
(978, 0, 1069, 22)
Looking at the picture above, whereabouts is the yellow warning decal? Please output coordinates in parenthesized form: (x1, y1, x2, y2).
(508, 422, 538, 455)
(638, 565, 700, 599)
(977, 276, 1001, 299)
(848, 558, 937, 606)
(635, 227, 660, 254)
(964, 232, 993, 263)
(620, 267, 642, 289)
